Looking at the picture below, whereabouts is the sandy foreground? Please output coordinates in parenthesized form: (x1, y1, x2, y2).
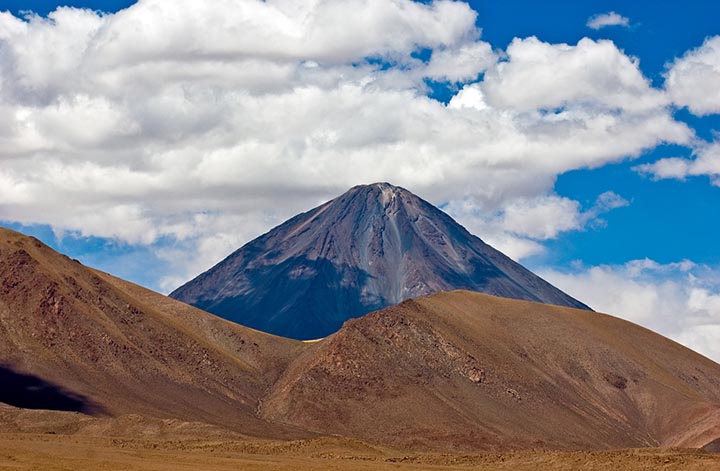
(0, 434, 718, 471)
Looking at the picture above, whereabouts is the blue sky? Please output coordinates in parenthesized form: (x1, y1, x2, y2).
(479, 0, 720, 268)
(2, 1, 720, 358)
(476, 0, 720, 267)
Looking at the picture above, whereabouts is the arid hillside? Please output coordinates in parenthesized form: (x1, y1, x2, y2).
(1, 226, 719, 455)
(261, 291, 720, 450)
(0, 227, 305, 439)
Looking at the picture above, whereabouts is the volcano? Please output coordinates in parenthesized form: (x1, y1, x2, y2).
(171, 182, 589, 339)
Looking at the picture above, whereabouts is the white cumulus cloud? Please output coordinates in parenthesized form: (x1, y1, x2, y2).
(665, 35, 720, 116)
(635, 141, 720, 186)
(444, 191, 629, 261)
(586, 12, 630, 30)
(0, 1, 694, 286)
(480, 37, 666, 113)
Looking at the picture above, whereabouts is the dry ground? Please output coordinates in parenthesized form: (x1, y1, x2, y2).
(0, 433, 718, 471)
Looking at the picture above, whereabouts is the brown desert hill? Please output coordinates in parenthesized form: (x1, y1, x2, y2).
(2, 226, 720, 455)
(0, 226, 306, 438)
(260, 291, 720, 451)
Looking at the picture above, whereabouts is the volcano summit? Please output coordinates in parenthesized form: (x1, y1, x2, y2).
(171, 183, 588, 339)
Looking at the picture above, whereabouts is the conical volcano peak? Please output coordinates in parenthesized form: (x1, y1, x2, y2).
(348, 181, 404, 193)
(335, 182, 418, 212)
(349, 181, 408, 194)
(171, 184, 589, 339)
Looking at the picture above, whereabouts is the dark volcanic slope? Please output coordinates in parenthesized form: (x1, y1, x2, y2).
(171, 183, 588, 339)
(261, 291, 720, 451)
(0, 227, 305, 438)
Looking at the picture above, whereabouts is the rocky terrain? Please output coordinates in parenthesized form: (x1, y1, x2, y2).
(0, 227, 305, 438)
(261, 291, 720, 451)
(171, 183, 588, 339)
(1, 225, 719, 459)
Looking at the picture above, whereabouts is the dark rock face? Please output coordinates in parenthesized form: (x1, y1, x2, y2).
(170, 183, 589, 339)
